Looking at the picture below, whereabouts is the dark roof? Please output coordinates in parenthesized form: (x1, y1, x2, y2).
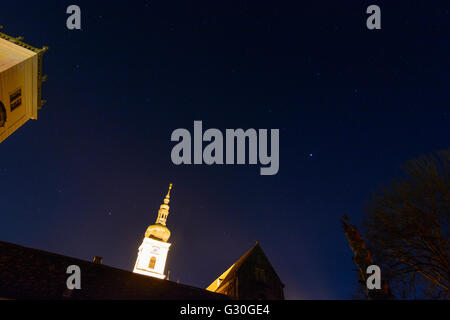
(0, 240, 227, 300)
(214, 241, 283, 291)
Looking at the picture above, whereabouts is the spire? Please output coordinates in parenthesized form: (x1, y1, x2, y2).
(155, 184, 173, 226)
(164, 183, 173, 205)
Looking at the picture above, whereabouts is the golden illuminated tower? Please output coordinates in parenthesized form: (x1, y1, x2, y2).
(133, 184, 173, 279)
(0, 26, 48, 143)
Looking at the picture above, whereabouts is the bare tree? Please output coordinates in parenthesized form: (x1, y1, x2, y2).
(363, 149, 450, 299)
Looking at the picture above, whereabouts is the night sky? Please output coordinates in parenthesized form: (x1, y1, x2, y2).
(1, 1, 449, 299)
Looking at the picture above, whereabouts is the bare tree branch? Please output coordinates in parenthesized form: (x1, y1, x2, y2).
(362, 149, 450, 299)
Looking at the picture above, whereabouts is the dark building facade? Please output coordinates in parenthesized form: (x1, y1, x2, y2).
(0, 240, 226, 300)
(206, 242, 285, 300)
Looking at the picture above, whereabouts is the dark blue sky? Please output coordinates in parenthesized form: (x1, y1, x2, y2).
(0, 1, 448, 299)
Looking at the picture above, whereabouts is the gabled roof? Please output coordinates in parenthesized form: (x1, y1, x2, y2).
(206, 241, 283, 292)
(0, 240, 227, 300)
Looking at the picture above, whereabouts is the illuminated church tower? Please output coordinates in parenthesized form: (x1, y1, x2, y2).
(133, 184, 173, 279)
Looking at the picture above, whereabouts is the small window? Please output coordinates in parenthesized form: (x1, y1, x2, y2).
(148, 256, 156, 269)
(255, 267, 266, 282)
(9, 88, 22, 111)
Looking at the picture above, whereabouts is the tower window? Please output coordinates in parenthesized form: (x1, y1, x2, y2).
(255, 267, 266, 282)
(9, 88, 22, 111)
(148, 256, 156, 269)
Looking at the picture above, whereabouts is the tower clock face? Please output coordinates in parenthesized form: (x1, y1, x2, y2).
(0, 101, 6, 128)
(151, 246, 160, 254)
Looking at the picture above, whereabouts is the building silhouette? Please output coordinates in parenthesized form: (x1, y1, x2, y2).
(207, 241, 285, 300)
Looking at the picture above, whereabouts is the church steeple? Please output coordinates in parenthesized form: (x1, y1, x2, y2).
(133, 184, 174, 279)
(155, 183, 172, 226)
